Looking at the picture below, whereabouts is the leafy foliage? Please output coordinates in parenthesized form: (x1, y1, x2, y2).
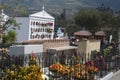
(49, 59, 99, 80)
(2, 18, 20, 31)
(3, 65, 43, 80)
(74, 8, 101, 32)
(3, 53, 43, 80)
(72, 7, 119, 41)
(1, 30, 16, 48)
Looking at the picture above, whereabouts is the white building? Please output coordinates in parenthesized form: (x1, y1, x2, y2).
(29, 7, 55, 40)
(15, 17, 29, 42)
(15, 7, 55, 42)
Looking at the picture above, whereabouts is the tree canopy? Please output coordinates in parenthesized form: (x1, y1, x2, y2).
(2, 30, 16, 47)
(74, 8, 119, 31)
(74, 8, 101, 32)
(0, 6, 20, 47)
(64, 5, 120, 42)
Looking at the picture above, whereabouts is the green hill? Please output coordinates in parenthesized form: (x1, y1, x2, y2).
(1, 0, 120, 18)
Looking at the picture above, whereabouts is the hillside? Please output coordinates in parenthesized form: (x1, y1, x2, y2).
(1, 0, 120, 18)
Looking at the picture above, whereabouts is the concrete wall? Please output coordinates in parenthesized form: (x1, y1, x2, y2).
(89, 40, 100, 53)
(77, 40, 87, 53)
(43, 39, 70, 52)
(77, 39, 100, 60)
(10, 39, 70, 56)
(9, 44, 43, 56)
(10, 45, 25, 56)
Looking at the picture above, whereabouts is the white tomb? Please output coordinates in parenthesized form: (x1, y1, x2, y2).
(29, 6, 55, 40)
(15, 7, 55, 42)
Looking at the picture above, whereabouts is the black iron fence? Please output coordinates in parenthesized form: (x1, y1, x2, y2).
(0, 49, 120, 80)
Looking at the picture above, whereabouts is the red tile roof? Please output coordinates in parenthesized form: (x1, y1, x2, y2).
(74, 30, 92, 36)
(95, 31, 106, 36)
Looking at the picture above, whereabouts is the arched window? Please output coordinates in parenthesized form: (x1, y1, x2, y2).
(35, 28, 37, 32)
(49, 34, 51, 38)
(42, 23, 44, 26)
(43, 28, 44, 32)
(45, 28, 47, 32)
(38, 28, 40, 32)
(33, 21, 35, 25)
(38, 35, 40, 39)
(38, 22, 41, 26)
(41, 34, 44, 39)
(36, 22, 39, 26)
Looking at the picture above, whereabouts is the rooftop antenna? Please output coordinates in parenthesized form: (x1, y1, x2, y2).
(42, 0, 45, 16)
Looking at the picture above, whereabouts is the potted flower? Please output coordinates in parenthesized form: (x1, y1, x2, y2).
(49, 62, 63, 77)
(49, 63, 71, 78)
(71, 64, 89, 80)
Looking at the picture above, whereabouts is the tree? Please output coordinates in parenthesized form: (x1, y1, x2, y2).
(3, 53, 44, 80)
(2, 30, 16, 47)
(55, 8, 67, 28)
(66, 23, 79, 36)
(0, 19, 20, 48)
(0, 3, 20, 32)
(74, 8, 101, 33)
(97, 4, 120, 41)
(3, 56, 43, 80)
(0, 6, 20, 47)
(7, 30, 16, 43)
(1, 0, 28, 17)
(96, 4, 118, 31)
(73, 7, 119, 41)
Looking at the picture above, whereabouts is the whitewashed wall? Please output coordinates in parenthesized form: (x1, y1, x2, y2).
(9, 44, 43, 56)
(15, 17, 29, 42)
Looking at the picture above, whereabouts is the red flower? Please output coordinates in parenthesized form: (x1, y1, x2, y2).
(31, 51, 35, 58)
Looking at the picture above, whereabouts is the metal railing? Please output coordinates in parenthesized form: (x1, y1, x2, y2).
(0, 49, 119, 80)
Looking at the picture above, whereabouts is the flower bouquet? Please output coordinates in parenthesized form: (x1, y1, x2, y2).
(71, 64, 89, 80)
(49, 63, 70, 78)
(49, 62, 99, 80)
(87, 66, 99, 75)
(49, 62, 64, 78)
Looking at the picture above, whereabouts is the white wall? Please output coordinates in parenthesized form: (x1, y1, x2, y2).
(15, 17, 29, 42)
(24, 45, 43, 54)
(9, 44, 43, 56)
